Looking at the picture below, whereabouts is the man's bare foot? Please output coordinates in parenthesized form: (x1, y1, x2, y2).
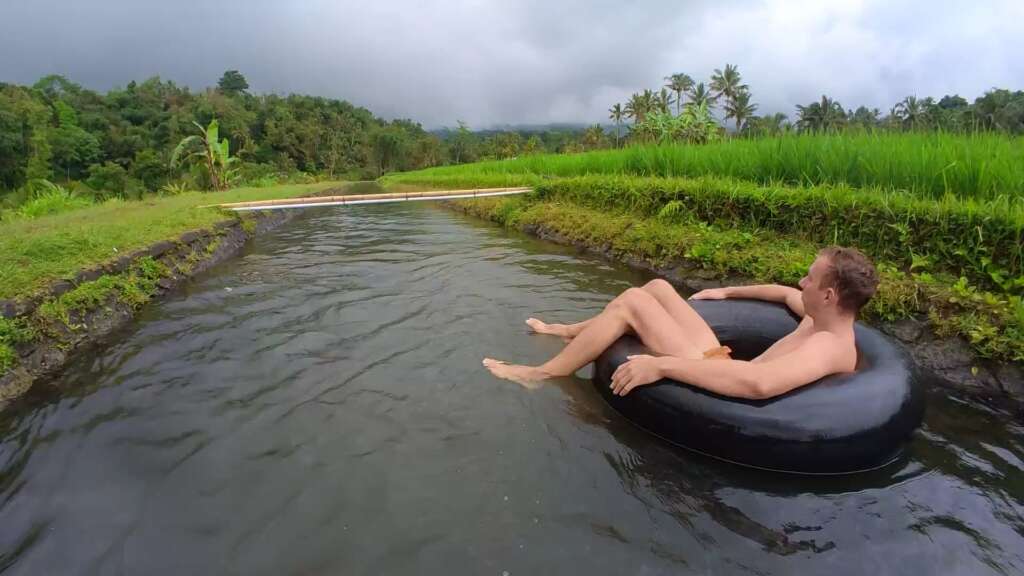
(482, 358, 549, 389)
(526, 318, 573, 339)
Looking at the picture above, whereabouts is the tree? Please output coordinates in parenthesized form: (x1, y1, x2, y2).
(608, 103, 624, 147)
(447, 121, 478, 164)
(687, 82, 717, 111)
(656, 88, 676, 114)
(849, 106, 881, 130)
(796, 95, 846, 132)
(50, 100, 101, 180)
(938, 95, 968, 110)
(743, 112, 789, 137)
(580, 125, 607, 151)
(523, 135, 543, 155)
(710, 64, 748, 102)
(625, 92, 650, 125)
(664, 73, 694, 114)
(370, 125, 407, 175)
(894, 96, 928, 130)
(723, 89, 757, 132)
(217, 70, 249, 96)
(85, 161, 129, 199)
(971, 89, 1024, 134)
(171, 119, 236, 190)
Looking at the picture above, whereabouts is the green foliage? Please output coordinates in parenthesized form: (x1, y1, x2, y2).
(35, 256, 169, 329)
(171, 119, 238, 190)
(158, 182, 189, 196)
(531, 176, 1024, 293)
(7, 181, 92, 219)
(0, 73, 441, 206)
(0, 317, 36, 371)
(632, 103, 721, 144)
(85, 161, 131, 199)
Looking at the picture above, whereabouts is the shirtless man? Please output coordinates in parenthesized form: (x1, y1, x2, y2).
(482, 246, 879, 400)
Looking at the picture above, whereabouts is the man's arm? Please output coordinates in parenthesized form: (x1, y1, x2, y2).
(611, 333, 840, 399)
(691, 284, 805, 317)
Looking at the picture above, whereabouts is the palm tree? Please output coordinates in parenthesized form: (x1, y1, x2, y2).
(624, 93, 644, 125)
(656, 88, 676, 114)
(710, 64, 748, 102)
(626, 90, 657, 125)
(895, 96, 927, 130)
(608, 103, 624, 147)
(762, 112, 789, 134)
(723, 89, 758, 132)
(687, 82, 717, 110)
(796, 95, 846, 132)
(581, 125, 607, 151)
(664, 73, 694, 114)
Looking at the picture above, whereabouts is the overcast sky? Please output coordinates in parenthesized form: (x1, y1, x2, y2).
(1, 0, 1021, 128)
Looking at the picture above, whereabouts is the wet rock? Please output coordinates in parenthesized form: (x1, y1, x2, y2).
(994, 364, 1024, 397)
(106, 255, 135, 274)
(0, 300, 15, 319)
(914, 338, 973, 371)
(145, 241, 175, 258)
(50, 280, 74, 299)
(74, 267, 105, 284)
(885, 319, 925, 344)
(914, 339, 1001, 392)
(0, 367, 32, 401)
(179, 230, 203, 244)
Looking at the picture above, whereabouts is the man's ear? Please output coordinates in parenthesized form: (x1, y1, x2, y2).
(824, 287, 836, 305)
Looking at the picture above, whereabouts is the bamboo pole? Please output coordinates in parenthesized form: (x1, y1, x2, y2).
(205, 187, 533, 212)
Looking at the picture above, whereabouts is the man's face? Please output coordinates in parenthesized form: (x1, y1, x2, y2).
(799, 256, 835, 317)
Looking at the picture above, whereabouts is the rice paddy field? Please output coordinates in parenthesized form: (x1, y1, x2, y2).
(389, 132, 1024, 202)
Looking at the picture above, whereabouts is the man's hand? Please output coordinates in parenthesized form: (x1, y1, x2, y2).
(690, 287, 730, 300)
(610, 354, 665, 396)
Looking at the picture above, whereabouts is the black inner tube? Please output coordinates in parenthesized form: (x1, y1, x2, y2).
(592, 299, 926, 475)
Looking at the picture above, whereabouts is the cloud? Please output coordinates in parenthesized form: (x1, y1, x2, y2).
(0, 0, 1020, 128)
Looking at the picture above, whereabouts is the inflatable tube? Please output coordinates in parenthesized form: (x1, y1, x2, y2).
(592, 299, 925, 474)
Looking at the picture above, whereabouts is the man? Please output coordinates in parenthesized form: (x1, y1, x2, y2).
(483, 246, 879, 399)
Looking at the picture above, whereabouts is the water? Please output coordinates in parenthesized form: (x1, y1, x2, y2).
(1, 200, 1023, 575)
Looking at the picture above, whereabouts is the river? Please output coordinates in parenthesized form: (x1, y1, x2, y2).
(1, 199, 1022, 575)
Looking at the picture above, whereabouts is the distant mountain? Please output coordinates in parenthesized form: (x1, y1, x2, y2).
(431, 122, 618, 138)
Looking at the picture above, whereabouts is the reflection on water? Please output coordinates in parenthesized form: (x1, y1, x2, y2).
(0, 199, 1022, 575)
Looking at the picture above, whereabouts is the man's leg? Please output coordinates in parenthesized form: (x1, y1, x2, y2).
(640, 279, 720, 352)
(485, 288, 703, 384)
(528, 279, 720, 351)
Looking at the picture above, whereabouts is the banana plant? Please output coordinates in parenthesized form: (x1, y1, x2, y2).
(170, 119, 237, 190)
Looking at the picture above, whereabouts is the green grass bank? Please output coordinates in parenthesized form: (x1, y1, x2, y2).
(0, 181, 342, 302)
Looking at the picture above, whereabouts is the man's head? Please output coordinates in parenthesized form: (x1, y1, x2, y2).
(798, 246, 879, 318)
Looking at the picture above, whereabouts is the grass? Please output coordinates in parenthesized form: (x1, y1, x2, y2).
(386, 132, 1024, 201)
(530, 176, 1024, 293)
(0, 181, 344, 301)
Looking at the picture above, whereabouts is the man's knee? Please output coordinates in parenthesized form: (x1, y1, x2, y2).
(608, 287, 656, 318)
(642, 278, 674, 297)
